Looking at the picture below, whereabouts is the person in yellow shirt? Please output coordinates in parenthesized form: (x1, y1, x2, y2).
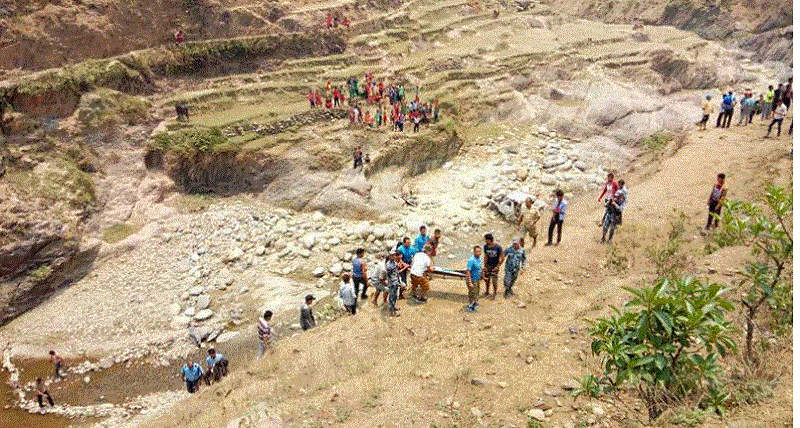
(518, 197, 542, 246)
(697, 95, 713, 130)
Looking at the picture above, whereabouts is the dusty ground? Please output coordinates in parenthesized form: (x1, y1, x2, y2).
(139, 114, 793, 428)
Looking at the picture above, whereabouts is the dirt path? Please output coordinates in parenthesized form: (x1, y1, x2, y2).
(137, 115, 792, 428)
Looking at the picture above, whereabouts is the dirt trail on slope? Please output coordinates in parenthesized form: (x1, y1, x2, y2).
(138, 115, 792, 428)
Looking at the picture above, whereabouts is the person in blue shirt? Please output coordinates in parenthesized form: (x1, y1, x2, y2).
(413, 225, 429, 252)
(503, 240, 526, 298)
(181, 360, 203, 393)
(203, 348, 228, 385)
(465, 245, 482, 312)
(396, 237, 415, 297)
(545, 189, 567, 246)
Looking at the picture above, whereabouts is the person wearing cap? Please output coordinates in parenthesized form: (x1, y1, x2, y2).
(204, 347, 228, 385)
(300, 294, 317, 330)
(503, 239, 525, 298)
(698, 94, 713, 130)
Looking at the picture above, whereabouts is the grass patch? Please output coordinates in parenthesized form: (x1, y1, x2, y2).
(641, 131, 673, 152)
(148, 126, 241, 156)
(101, 223, 140, 244)
(173, 194, 218, 213)
(28, 265, 53, 282)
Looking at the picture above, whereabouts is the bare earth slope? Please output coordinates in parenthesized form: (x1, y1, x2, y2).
(142, 113, 792, 428)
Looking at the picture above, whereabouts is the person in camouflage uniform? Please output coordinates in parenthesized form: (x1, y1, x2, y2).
(503, 240, 526, 297)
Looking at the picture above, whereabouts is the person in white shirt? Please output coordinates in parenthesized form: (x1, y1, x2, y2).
(370, 256, 389, 306)
(339, 273, 357, 315)
(409, 245, 433, 303)
(765, 101, 788, 138)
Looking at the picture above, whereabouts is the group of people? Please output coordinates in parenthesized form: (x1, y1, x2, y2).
(698, 78, 792, 138)
(307, 75, 441, 133)
(180, 347, 229, 393)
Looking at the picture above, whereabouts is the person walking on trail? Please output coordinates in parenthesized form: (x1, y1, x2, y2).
(353, 146, 363, 170)
(545, 189, 567, 246)
(519, 197, 541, 247)
(370, 255, 390, 306)
(48, 350, 64, 380)
(35, 378, 54, 408)
(352, 248, 368, 299)
(181, 360, 203, 393)
(397, 237, 415, 297)
(257, 310, 273, 357)
(465, 246, 482, 312)
(409, 245, 434, 303)
(300, 294, 316, 330)
(765, 101, 788, 138)
(697, 95, 713, 130)
(414, 225, 430, 252)
(705, 173, 727, 230)
(482, 233, 504, 299)
(502, 240, 525, 298)
(601, 179, 627, 243)
(597, 172, 618, 207)
(339, 273, 357, 315)
(762, 85, 774, 120)
(386, 251, 402, 316)
(204, 348, 228, 385)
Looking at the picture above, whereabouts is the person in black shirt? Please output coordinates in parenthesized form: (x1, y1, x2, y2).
(482, 233, 505, 299)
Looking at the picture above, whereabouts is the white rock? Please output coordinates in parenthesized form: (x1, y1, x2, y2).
(194, 309, 214, 321)
(224, 247, 244, 262)
(83, 376, 91, 384)
(311, 211, 326, 222)
(342, 262, 352, 272)
(170, 315, 191, 329)
(188, 286, 203, 296)
(98, 358, 113, 369)
(298, 249, 311, 258)
(254, 245, 266, 256)
(215, 332, 240, 343)
(527, 408, 546, 421)
(330, 263, 343, 276)
(301, 234, 317, 249)
(183, 307, 196, 317)
(197, 294, 211, 309)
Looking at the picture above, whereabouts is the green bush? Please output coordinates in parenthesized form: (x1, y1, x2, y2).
(583, 276, 736, 420)
(715, 186, 792, 364)
(149, 126, 238, 156)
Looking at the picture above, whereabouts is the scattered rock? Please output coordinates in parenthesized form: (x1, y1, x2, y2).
(254, 245, 266, 256)
(188, 286, 203, 296)
(197, 294, 211, 309)
(98, 358, 113, 370)
(330, 263, 343, 276)
(171, 315, 191, 329)
(313, 267, 326, 277)
(215, 331, 240, 343)
(470, 377, 490, 386)
(194, 309, 214, 321)
(183, 307, 196, 317)
(168, 303, 182, 316)
(224, 247, 244, 262)
(83, 376, 91, 384)
(527, 408, 546, 421)
(562, 379, 581, 391)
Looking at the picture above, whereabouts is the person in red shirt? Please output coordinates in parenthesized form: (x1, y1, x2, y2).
(314, 90, 323, 107)
(426, 229, 442, 257)
(705, 173, 727, 230)
(597, 172, 618, 226)
(325, 12, 333, 29)
(325, 97, 333, 109)
(332, 88, 340, 107)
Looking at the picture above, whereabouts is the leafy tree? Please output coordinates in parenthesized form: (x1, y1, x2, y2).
(715, 186, 792, 365)
(583, 277, 736, 420)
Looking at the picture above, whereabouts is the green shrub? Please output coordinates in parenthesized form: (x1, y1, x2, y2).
(583, 276, 736, 420)
(149, 126, 238, 156)
(642, 131, 673, 152)
(715, 186, 792, 365)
